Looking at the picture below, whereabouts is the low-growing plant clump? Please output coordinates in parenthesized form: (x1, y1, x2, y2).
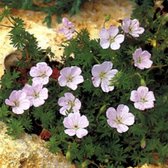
(0, 1, 168, 167)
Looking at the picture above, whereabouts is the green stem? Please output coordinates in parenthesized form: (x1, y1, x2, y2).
(147, 64, 168, 72)
(7, 16, 14, 25)
(89, 161, 99, 168)
(93, 56, 100, 64)
(131, 72, 146, 86)
(0, 24, 13, 28)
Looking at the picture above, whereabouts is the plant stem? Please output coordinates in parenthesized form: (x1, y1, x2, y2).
(147, 64, 168, 72)
(93, 56, 100, 64)
(0, 24, 13, 28)
(7, 16, 14, 25)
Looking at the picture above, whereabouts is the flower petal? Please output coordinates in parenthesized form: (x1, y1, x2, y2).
(110, 42, 120, 50)
(76, 129, 88, 138)
(99, 28, 109, 39)
(64, 129, 76, 136)
(115, 34, 125, 43)
(117, 124, 129, 133)
(100, 39, 110, 49)
(108, 26, 119, 37)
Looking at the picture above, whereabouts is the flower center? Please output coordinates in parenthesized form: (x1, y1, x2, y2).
(67, 75, 73, 82)
(129, 26, 133, 33)
(109, 37, 115, 43)
(115, 116, 123, 124)
(99, 71, 106, 80)
(74, 124, 79, 130)
(137, 56, 142, 64)
(14, 100, 20, 107)
(140, 97, 147, 103)
(39, 71, 47, 78)
(34, 92, 39, 98)
(68, 100, 75, 108)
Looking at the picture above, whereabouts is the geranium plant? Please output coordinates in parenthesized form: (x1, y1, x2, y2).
(0, 1, 168, 167)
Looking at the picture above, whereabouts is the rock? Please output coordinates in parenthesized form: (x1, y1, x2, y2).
(0, 121, 75, 168)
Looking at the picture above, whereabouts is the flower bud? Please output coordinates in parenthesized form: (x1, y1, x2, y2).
(140, 137, 146, 149)
(66, 150, 71, 161)
(140, 78, 146, 86)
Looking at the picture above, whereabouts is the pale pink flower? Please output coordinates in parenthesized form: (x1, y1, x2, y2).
(63, 112, 89, 138)
(130, 86, 155, 110)
(29, 62, 53, 85)
(59, 17, 75, 40)
(99, 26, 124, 50)
(5, 90, 30, 114)
(122, 18, 144, 37)
(91, 61, 118, 92)
(22, 83, 48, 107)
(133, 48, 153, 70)
(106, 104, 135, 133)
(58, 66, 84, 90)
(58, 92, 81, 116)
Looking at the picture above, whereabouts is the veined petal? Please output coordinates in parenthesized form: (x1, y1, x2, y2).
(19, 99, 30, 110)
(141, 51, 151, 59)
(76, 129, 88, 138)
(91, 64, 101, 76)
(60, 106, 68, 116)
(108, 26, 119, 37)
(78, 115, 89, 128)
(117, 104, 129, 114)
(64, 129, 76, 136)
(39, 88, 48, 100)
(134, 102, 146, 110)
(135, 27, 144, 34)
(101, 61, 113, 72)
(142, 59, 153, 69)
(144, 101, 154, 109)
(130, 90, 139, 102)
(5, 99, 15, 106)
(110, 42, 120, 50)
(99, 28, 109, 39)
(67, 82, 77, 90)
(100, 39, 110, 49)
(58, 97, 66, 106)
(115, 34, 125, 43)
(65, 92, 75, 100)
(33, 98, 45, 107)
(107, 69, 118, 79)
(18, 91, 27, 100)
(60, 67, 71, 76)
(106, 107, 117, 119)
(73, 75, 84, 84)
(122, 18, 131, 33)
(131, 19, 139, 27)
(29, 66, 37, 77)
(63, 116, 74, 128)
(92, 76, 101, 87)
(146, 91, 155, 101)
(107, 119, 118, 128)
(58, 76, 67, 86)
(101, 80, 112, 92)
(12, 107, 24, 114)
(117, 124, 129, 133)
(71, 66, 82, 76)
(122, 113, 135, 126)
(137, 86, 149, 96)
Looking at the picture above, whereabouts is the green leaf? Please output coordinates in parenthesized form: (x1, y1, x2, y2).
(0, 104, 10, 121)
(7, 119, 24, 139)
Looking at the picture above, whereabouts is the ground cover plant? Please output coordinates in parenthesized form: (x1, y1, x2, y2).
(0, 1, 168, 167)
